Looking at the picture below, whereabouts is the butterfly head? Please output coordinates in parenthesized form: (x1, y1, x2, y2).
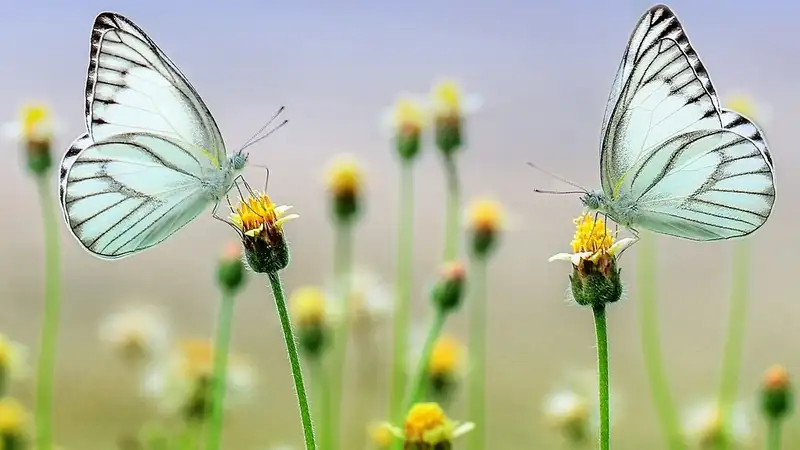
(230, 152, 249, 171)
(580, 190, 606, 212)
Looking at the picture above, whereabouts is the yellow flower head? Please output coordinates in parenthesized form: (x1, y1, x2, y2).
(393, 97, 426, 136)
(326, 155, 363, 198)
(176, 338, 215, 380)
(19, 103, 52, 143)
(428, 334, 463, 378)
(726, 95, 757, 120)
(468, 198, 503, 234)
(571, 213, 615, 254)
(0, 398, 27, 435)
(400, 402, 473, 445)
(290, 286, 327, 328)
(230, 191, 297, 239)
(369, 421, 395, 448)
(431, 80, 464, 118)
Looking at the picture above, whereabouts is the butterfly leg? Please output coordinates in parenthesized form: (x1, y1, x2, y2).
(211, 200, 242, 234)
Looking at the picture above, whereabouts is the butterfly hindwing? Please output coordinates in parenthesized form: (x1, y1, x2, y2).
(62, 132, 212, 259)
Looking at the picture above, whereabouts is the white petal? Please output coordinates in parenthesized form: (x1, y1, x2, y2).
(608, 238, 636, 256)
(452, 422, 476, 438)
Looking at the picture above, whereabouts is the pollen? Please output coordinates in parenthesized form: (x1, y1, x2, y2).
(403, 402, 452, 444)
(230, 192, 297, 238)
(432, 79, 464, 117)
(290, 286, 328, 328)
(20, 103, 52, 143)
(394, 98, 426, 136)
(468, 198, 503, 234)
(570, 213, 615, 254)
(326, 155, 363, 198)
(428, 334, 463, 377)
(0, 398, 26, 434)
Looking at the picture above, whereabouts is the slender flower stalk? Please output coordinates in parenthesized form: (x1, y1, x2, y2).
(638, 232, 684, 449)
(549, 213, 636, 450)
(385, 96, 425, 423)
(766, 420, 781, 450)
(406, 311, 448, 409)
(717, 240, 750, 446)
(324, 155, 362, 449)
(442, 157, 461, 261)
(11, 103, 63, 450)
(227, 187, 315, 449)
(310, 358, 333, 450)
(268, 272, 317, 450)
(593, 305, 610, 450)
(465, 198, 502, 450)
(205, 243, 247, 450)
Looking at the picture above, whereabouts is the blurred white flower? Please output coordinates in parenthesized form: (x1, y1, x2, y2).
(327, 267, 393, 334)
(682, 400, 753, 449)
(544, 370, 620, 445)
(141, 338, 256, 418)
(99, 304, 170, 365)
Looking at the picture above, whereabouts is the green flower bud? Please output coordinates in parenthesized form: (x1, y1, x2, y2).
(569, 255, 623, 307)
(432, 262, 466, 313)
(217, 242, 246, 294)
(761, 365, 793, 421)
(326, 155, 363, 224)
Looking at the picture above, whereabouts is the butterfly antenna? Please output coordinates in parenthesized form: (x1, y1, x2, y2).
(237, 106, 287, 152)
(526, 162, 588, 194)
(238, 119, 289, 153)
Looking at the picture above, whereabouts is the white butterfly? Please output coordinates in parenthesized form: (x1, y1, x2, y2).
(59, 12, 278, 259)
(580, 4, 775, 241)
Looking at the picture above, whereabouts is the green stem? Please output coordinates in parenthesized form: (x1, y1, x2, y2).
(637, 233, 684, 450)
(267, 272, 317, 450)
(767, 419, 782, 450)
(389, 161, 415, 422)
(35, 176, 61, 450)
(592, 305, 610, 450)
(329, 221, 354, 450)
(717, 240, 750, 447)
(405, 310, 448, 411)
(311, 358, 333, 450)
(205, 291, 236, 450)
(466, 256, 488, 450)
(442, 156, 461, 262)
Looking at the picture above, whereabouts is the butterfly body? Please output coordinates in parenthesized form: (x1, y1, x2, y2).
(586, 4, 776, 242)
(59, 12, 251, 260)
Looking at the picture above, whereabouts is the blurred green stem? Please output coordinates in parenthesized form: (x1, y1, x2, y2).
(267, 271, 317, 450)
(442, 155, 461, 262)
(311, 358, 333, 450)
(593, 305, 610, 450)
(638, 233, 684, 449)
(466, 256, 488, 450)
(205, 291, 236, 450)
(389, 160, 415, 422)
(767, 419, 782, 450)
(35, 175, 61, 450)
(717, 240, 750, 449)
(329, 222, 354, 450)
(406, 310, 447, 409)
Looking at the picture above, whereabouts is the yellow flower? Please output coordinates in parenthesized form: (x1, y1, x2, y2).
(726, 94, 758, 120)
(290, 286, 328, 328)
(391, 97, 427, 137)
(430, 79, 481, 119)
(468, 198, 503, 234)
(550, 213, 635, 266)
(368, 421, 395, 448)
(428, 334, 464, 379)
(326, 154, 363, 199)
(384, 402, 473, 447)
(20, 104, 52, 143)
(0, 334, 28, 383)
(0, 398, 27, 435)
(230, 191, 297, 239)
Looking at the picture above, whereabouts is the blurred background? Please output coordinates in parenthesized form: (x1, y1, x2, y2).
(1, 0, 799, 448)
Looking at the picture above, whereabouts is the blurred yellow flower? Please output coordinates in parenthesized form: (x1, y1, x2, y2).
(230, 191, 297, 239)
(683, 400, 753, 449)
(763, 364, 790, 390)
(0, 334, 28, 383)
(326, 154, 364, 198)
(430, 79, 481, 119)
(290, 286, 328, 328)
(98, 304, 170, 365)
(467, 198, 504, 235)
(0, 398, 27, 435)
(20, 104, 52, 143)
(726, 94, 758, 120)
(384, 402, 473, 446)
(428, 334, 464, 379)
(368, 421, 395, 448)
(392, 97, 426, 136)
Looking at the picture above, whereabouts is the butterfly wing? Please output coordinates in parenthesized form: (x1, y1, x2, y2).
(62, 133, 214, 259)
(599, 5, 775, 240)
(619, 129, 774, 240)
(85, 12, 226, 165)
